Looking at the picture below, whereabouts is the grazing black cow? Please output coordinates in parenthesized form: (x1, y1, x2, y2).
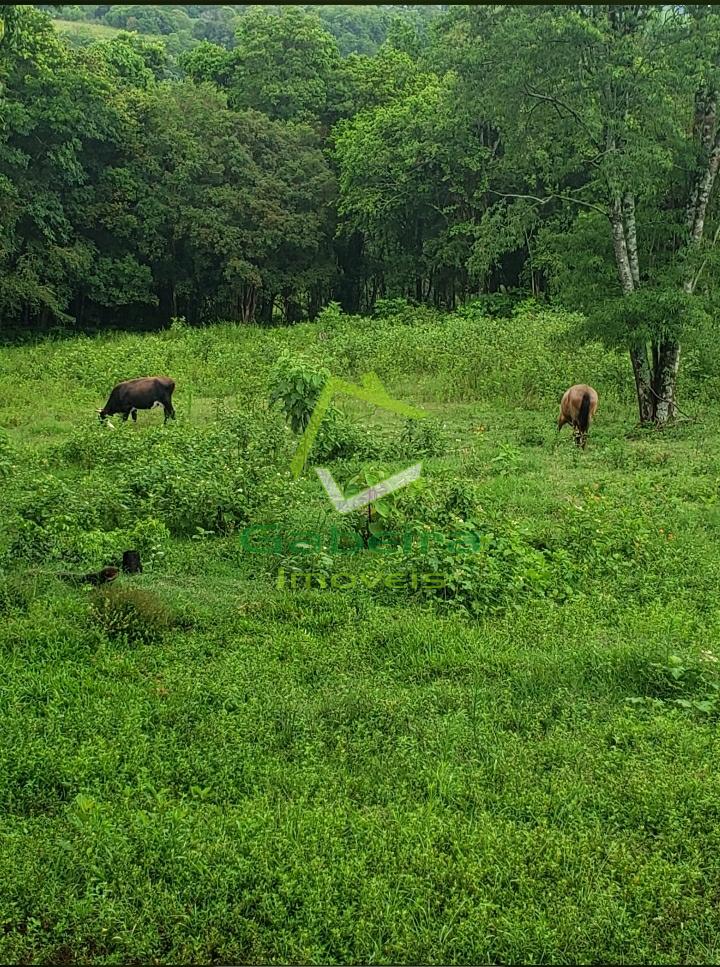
(98, 376, 176, 426)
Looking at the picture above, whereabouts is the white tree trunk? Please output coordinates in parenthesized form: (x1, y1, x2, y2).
(654, 341, 681, 424)
(623, 193, 640, 287)
(610, 195, 655, 423)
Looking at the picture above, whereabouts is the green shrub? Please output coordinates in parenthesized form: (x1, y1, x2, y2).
(398, 417, 445, 458)
(316, 301, 345, 328)
(269, 352, 330, 434)
(627, 654, 720, 718)
(0, 572, 40, 616)
(90, 585, 177, 645)
(55, 420, 276, 538)
(370, 517, 572, 616)
(372, 297, 413, 318)
(456, 293, 519, 319)
(269, 351, 377, 465)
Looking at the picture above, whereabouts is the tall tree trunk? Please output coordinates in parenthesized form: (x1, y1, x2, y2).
(239, 284, 257, 323)
(610, 196, 635, 296)
(622, 193, 640, 287)
(653, 341, 681, 424)
(610, 195, 655, 424)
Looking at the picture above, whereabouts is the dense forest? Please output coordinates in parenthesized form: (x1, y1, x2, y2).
(3, 4, 720, 423)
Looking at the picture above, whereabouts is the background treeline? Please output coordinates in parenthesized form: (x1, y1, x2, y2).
(4, 4, 462, 332)
(41, 4, 445, 56)
(3, 4, 720, 384)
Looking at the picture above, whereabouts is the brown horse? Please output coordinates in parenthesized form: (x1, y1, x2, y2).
(557, 384, 598, 449)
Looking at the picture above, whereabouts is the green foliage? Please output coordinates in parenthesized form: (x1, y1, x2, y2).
(342, 463, 412, 547)
(179, 38, 230, 83)
(590, 287, 711, 349)
(269, 351, 370, 463)
(90, 583, 177, 644)
(372, 297, 413, 319)
(398, 416, 444, 458)
(0, 13, 335, 331)
(226, 7, 341, 123)
(322, 303, 630, 405)
(6, 0, 720, 349)
(269, 352, 330, 434)
(0, 428, 13, 477)
(311, 6, 414, 58)
(458, 292, 519, 320)
(628, 654, 720, 718)
(335, 71, 490, 307)
(315, 300, 345, 328)
(375, 517, 570, 616)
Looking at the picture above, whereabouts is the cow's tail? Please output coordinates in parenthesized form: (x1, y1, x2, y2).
(578, 392, 591, 433)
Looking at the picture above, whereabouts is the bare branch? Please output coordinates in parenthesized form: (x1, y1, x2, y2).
(487, 189, 608, 217)
(522, 84, 602, 150)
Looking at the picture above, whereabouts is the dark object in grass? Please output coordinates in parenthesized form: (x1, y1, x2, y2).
(122, 549, 142, 574)
(59, 566, 119, 587)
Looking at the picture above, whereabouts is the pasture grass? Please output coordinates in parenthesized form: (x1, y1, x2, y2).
(1, 305, 720, 963)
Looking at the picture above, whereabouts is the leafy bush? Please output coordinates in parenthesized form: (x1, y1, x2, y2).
(628, 653, 720, 718)
(269, 352, 330, 434)
(456, 292, 519, 319)
(54, 420, 282, 538)
(398, 417, 445, 458)
(315, 301, 345, 328)
(4, 505, 171, 571)
(90, 585, 177, 645)
(373, 297, 412, 318)
(269, 351, 376, 464)
(370, 517, 572, 616)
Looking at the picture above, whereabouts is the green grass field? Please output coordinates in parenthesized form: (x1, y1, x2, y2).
(2, 304, 720, 964)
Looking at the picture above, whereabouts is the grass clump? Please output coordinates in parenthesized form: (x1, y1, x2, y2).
(90, 584, 177, 645)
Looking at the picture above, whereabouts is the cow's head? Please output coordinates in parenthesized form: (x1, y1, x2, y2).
(96, 408, 115, 429)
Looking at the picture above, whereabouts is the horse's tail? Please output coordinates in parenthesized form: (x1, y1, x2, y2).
(578, 392, 591, 433)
